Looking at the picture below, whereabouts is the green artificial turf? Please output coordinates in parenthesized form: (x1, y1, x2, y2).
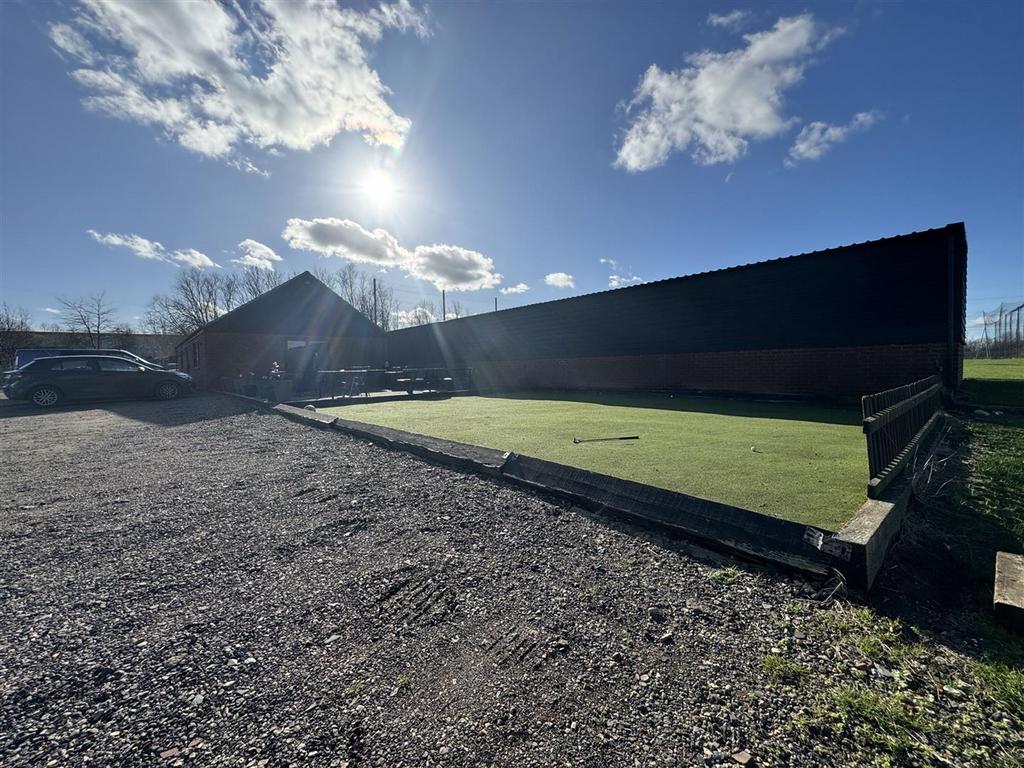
(961, 358, 1024, 408)
(323, 392, 866, 530)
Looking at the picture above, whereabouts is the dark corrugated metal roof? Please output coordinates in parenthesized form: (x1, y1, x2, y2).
(176, 271, 381, 348)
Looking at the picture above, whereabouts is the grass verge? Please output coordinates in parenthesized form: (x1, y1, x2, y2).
(790, 414, 1024, 766)
(961, 357, 1024, 408)
(800, 603, 1023, 767)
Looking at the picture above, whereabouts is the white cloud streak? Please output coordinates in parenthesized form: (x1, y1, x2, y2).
(545, 272, 575, 289)
(600, 258, 642, 289)
(232, 239, 283, 271)
(282, 218, 501, 292)
(707, 10, 751, 30)
(787, 110, 882, 163)
(50, 0, 429, 171)
(88, 229, 221, 269)
(48, 22, 97, 63)
(43, 307, 61, 315)
(500, 282, 530, 295)
(615, 14, 844, 171)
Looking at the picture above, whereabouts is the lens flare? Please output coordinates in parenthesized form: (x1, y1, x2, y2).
(363, 169, 396, 207)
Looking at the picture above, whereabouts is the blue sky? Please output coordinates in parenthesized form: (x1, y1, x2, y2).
(1, 1, 1021, 334)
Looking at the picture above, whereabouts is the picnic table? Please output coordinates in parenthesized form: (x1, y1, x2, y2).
(315, 367, 471, 399)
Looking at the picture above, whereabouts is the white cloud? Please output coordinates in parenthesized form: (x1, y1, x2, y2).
(601, 258, 641, 289)
(282, 218, 501, 292)
(42, 307, 61, 315)
(545, 272, 575, 289)
(88, 229, 221, 269)
(391, 306, 435, 328)
(608, 274, 642, 289)
(232, 239, 283, 271)
(500, 282, 530, 295)
(282, 218, 406, 266)
(409, 244, 501, 292)
(787, 110, 882, 163)
(172, 248, 220, 269)
(707, 10, 752, 30)
(50, 0, 429, 171)
(615, 14, 844, 171)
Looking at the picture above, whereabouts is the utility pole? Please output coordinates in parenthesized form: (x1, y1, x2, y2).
(372, 278, 378, 326)
(494, 296, 498, 312)
(442, 289, 446, 321)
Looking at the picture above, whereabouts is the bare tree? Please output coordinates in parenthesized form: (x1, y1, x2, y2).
(146, 271, 226, 336)
(309, 265, 339, 292)
(0, 302, 32, 368)
(146, 268, 285, 336)
(239, 266, 284, 302)
(314, 262, 397, 331)
(448, 300, 466, 319)
(58, 291, 117, 349)
(375, 282, 397, 332)
(220, 271, 241, 312)
(334, 263, 371, 314)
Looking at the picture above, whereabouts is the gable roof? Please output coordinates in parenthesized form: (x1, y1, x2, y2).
(176, 271, 381, 348)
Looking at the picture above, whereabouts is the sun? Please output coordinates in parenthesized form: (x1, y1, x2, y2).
(363, 168, 397, 208)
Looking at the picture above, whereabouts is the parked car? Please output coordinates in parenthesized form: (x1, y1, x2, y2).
(12, 348, 165, 370)
(2, 355, 193, 407)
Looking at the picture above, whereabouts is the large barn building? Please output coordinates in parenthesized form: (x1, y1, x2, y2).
(385, 224, 968, 400)
(176, 272, 382, 390)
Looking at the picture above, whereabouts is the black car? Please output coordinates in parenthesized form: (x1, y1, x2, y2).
(2, 356, 194, 407)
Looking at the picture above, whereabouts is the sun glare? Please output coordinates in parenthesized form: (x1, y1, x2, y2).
(363, 169, 397, 207)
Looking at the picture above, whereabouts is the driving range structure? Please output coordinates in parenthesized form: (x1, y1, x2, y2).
(261, 224, 968, 589)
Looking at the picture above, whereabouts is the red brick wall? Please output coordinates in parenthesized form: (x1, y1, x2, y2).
(177, 335, 209, 388)
(466, 343, 957, 401)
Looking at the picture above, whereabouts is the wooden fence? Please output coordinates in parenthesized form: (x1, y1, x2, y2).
(861, 375, 943, 498)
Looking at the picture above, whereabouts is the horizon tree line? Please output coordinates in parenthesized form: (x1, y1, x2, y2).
(1, 263, 454, 365)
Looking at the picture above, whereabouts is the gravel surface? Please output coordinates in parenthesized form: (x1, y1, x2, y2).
(0, 396, 1018, 767)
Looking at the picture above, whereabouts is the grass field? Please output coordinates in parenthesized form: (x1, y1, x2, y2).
(323, 392, 866, 530)
(962, 358, 1024, 407)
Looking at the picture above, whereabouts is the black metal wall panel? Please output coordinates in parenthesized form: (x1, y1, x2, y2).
(386, 225, 968, 367)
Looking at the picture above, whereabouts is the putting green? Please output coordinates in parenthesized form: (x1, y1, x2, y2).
(323, 392, 866, 530)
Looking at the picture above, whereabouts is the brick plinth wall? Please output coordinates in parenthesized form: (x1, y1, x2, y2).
(464, 343, 957, 400)
(184, 332, 384, 390)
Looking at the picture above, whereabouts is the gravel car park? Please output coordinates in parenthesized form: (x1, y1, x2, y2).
(0, 396, 1018, 767)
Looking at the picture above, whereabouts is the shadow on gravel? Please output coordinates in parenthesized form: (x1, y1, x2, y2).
(0, 393, 258, 426)
(566, 498, 817, 591)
